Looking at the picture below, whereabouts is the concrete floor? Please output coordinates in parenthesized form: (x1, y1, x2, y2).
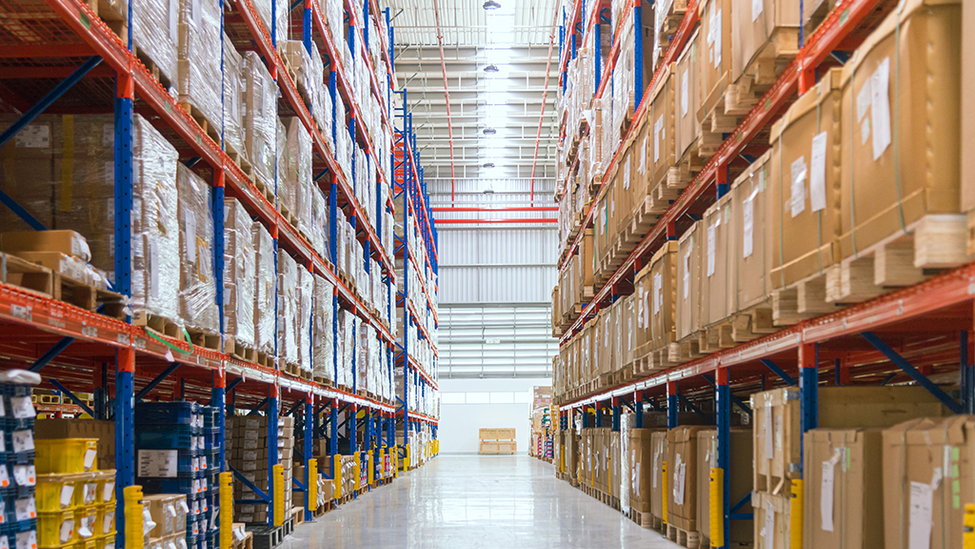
(286, 455, 681, 549)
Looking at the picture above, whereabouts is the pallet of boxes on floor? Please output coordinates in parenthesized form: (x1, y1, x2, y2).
(551, 0, 975, 546)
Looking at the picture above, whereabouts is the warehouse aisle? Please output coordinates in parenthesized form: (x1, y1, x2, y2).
(286, 455, 680, 548)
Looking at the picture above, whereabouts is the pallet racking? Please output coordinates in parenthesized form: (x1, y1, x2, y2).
(0, 0, 437, 544)
(553, 0, 974, 546)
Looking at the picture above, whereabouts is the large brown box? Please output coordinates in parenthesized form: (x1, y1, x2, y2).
(677, 221, 704, 341)
(803, 428, 883, 549)
(698, 0, 733, 118)
(667, 426, 710, 531)
(753, 490, 793, 549)
(650, 430, 669, 525)
(752, 386, 950, 493)
(768, 68, 843, 289)
(621, 294, 638, 366)
(838, 0, 965, 265)
(731, 152, 772, 314)
(702, 193, 733, 327)
(697, 428, 753, 547)
(730, 0, 800, 86)
(628, 428, 660, 513)
(649, 64, 676, 192)
(633, 265, 654, 355)
(649, 241, 679, 350)
(35, 419, 115, 471)
(676, 30, 703, 162)
(882, 416, 975, 549)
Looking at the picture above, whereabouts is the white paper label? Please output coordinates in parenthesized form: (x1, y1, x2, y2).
(764, 501, 775, 548)
(624, 159, 631, 190)
(103, 482, 115, 503)
(654, 115, 664, 163)
(682, 250, 691, 299)
(653, 272, 662, 315)
(83, 449, 96, 471)
(681, 70, 689, 117)
(11, 397, 33, 419)
(861, 117, 871, 145)
(856, 78, 871, 121)
(13, 465, 34, 487)
(15, 125, 50, 149)
(791, 156, 807, 218)
(60, 485, 74, 508)
(12, 430, 33, 454)
(743, 189, 756, 259)
(908, 481, 933, 549)
(870, 57, 891, 160)
(0, 465, 9, 488)
(714, 9, 723, 67)
(16, 530, 37, 549)
(14, 497, 35, 521)
(185, 211, 197, 264)
(809, 131, 828, 213)
(706, 221, 717, 277)
(820, 449, 842, 532)
(0, 534, 8, 549)
(752, 0, 763, 21)
(640, 136, 648, 175)
(138, 450, 178, 478)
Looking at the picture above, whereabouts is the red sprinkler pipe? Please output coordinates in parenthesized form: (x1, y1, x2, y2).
(529, 6, 561, 206)
(432, 0, 457, 205)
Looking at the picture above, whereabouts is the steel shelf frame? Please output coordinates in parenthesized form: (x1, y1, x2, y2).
(0, 0, 412, 538)
(552, 0, 974, 547)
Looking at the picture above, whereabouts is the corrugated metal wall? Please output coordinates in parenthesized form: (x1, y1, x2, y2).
(432, 178, 558, 378)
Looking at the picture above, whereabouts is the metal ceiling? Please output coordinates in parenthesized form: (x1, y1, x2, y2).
(388, 0, 559, 180)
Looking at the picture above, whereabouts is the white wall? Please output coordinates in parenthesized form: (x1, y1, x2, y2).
(438, 377, 549, 454)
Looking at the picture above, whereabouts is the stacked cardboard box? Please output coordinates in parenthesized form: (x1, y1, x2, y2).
(227, 416, 294, 523)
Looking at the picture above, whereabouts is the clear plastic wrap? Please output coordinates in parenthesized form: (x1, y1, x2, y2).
(176, 163, 219, 332)
(297, 266, 313, 375)
(133, 0, 178, 85)
(223, 35, 245, 161)
(285, 117, 312, 235)
(177, 0, 222, 132)
(243, 52, 277, 191)
(251, 221, 275, 353)
(277, 251, 299, 366)
(312, 274, 334, 382)
(224, 198, 255, 348)
(276, 118, 294, 215)
(131, 115, 181, 321)
(250, 0, 272, 38)
(274, 0, 289, 51)
(356, 322, 370, 393)
(310, 186, 328, 256)
(336, 309, 353, 387)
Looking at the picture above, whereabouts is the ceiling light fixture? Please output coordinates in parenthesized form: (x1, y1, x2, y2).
(483, 64, 499, 73)
(482, 0, 501, 9)
(482, 162, 496, 168)
(483, 128, 497, 135)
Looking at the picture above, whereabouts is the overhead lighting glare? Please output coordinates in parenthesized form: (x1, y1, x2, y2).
(482, 162, 496, 168)
(483, 128, 497, 135)
(483, 64, 500, 73)
(482, 0, 501, 9)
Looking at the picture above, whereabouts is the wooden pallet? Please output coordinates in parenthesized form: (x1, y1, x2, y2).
(186, 326, 222, 351)
(132, 311, 182, 339)
(656, 0, 689, 44)
(668, 335, 707, 364)
(623, 508, 655, 529)
(770, 272, 841, 326)
(231, 525, 253, 549)
(826, 214, 969, 304)
(289, 507, 304, 526)
(667, 524, 703, 549)
(802, 0, 836, 39)
(131, 42, 173, 89)
(225, 140, 255, 183)
(178, 98, 222, 146)
(0, 254, 126, 318)
(725, 29, 800, 116)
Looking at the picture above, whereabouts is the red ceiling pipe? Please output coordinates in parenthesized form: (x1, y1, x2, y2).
(434, 218, 558, 224)
(431, 206, 558, 212)
(431, 0, 457, 205)
(528, 6, 561, 206)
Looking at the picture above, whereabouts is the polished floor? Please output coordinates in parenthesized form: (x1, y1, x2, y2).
(287, 455, 681, 548)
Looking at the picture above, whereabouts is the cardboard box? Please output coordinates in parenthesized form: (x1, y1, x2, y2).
(650, 430, 668, 524)
(838, 0, 964, 263)
(702, 192, 734, 327)
(697, 428, 753, 546)
(145, 494, 185, 539)
(731, 152, 773, 314)
(667, 426, 711, 531)
(698, 0, 733, 118)
(649, 241, 679, 350)
(768, 68, 843, 289)
(731, 0, 800, 85)
(479, 428, 515, 441)
(677, 222, 704, 341)
(803, 428, 883, 548)
(629, 428, 660, 513)
(676, 30, 703, 162)
(649, 64, 677, 192)
(479, 441, 516, 455)
(753, 490, 793, 549)
(1, 230, 90, 262)
(882, 416, 975, 549)
(753, 386, 950, 493)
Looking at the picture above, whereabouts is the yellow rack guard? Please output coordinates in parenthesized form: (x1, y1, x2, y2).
(307, 459, 317, 511)
(709, 468, 724, 547)
(790, 479, 803, 549)
(272, 464, 284, 526)
(123, 485, 144, 549)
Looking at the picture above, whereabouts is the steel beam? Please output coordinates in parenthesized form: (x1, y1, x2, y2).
(759, 358, 797, 386)
(135, 362, 181, 401)
(860, 331, 963, 414)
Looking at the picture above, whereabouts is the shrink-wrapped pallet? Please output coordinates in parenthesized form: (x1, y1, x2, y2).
(132, 116, 181, 323)
(224, 198, 255, 348)
(276, 118, 293, 217)
(252, 221, 275, 354)
(297, 266, 314, 376)
(132, 0, 178, 85)
(243, 52, 277, 192)
(311, 186, 328, 255)
(176, 164, 219, 332)
(286, 117, 312, 235)
(675, 30, 702, 161)
(277, 252, 299, 366)
(312, 274, 334, 383)
(223, 35, 245, 162)
(177, 0, 222, 133)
